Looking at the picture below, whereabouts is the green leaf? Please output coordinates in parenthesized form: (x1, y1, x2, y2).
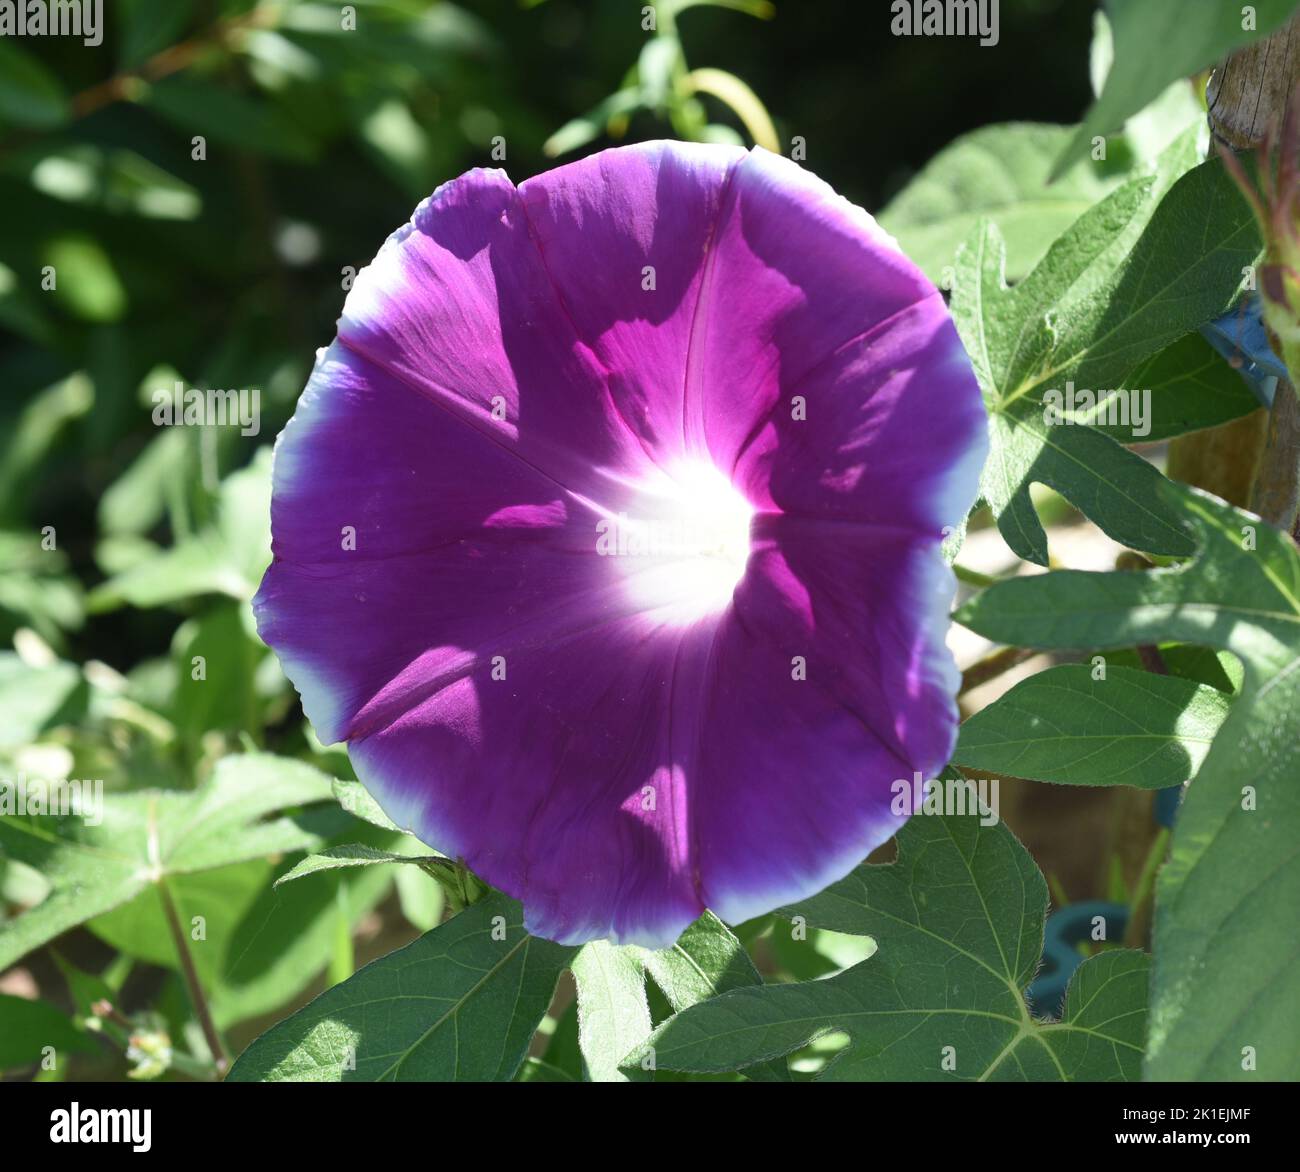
(1109, 643, 1243, 694)
(88, 859, 271, 989)
(956, 481, 1300, 1079)
(1088, 10, 1204, 167)
(394, 863, 445, 932)
(52, 953, 117, 1022)
(0, 260, 51, 344)
(517, 1056, 577, 1082)
(227, 893, 575, 1081)
(88, 448, 271, 611)
(633, 910, 790, 1082)
(766, 916, 864, 981)
(0, 753, 335, 971)
(571, 941, 653, 1083)
(638, 35, 682, 109)
(331, 777, 400, 832)
(954, 664, 1231, 787)
(117, 0, 196, 69)
(353, 98, 435, 201)
(0, 42, 68, 130)
(628, 811, 1148, 1081)
(880, 123, 1123, 286)
(635, 911, 773, 1012)
(0, 532, 85, 648)
(172, 601, 266, 750)
(566, 912, 791, 1083)
(537, 997, 584, 1081)
(144, 78, 318, 162)
(97, 427, 190, 537)
(274, 843, 449, 888)
(85, 844, 397, 1030)
(1054, 0, 1300, 177)
(953, 140, 1260, 564)
(1109, 331, 1260, 443)
(0, 653, 85, 750)
(155, 753, 336, 874)
(0, 993, 95, 1072)
(44, 236, 127, 323)
(0, 373, 94, 521)
(24, 144, 202, 221)
(214, 847, 395, 1028)
(543, 89, 642, 157)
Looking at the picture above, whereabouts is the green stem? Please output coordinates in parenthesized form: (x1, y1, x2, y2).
(157, 878, 228, 1076)
(678, 68, 780, 151)
(952, 562, 1001, 589)
(1124, 827, 1170, 949)
(959, 645, 1035, 696)
(329, 882, 355, 986)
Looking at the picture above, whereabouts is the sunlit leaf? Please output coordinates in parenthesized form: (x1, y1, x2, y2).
(880, 123, 1123, 286)
(627, 810, 1148, 1081)
(955, 664, 1231, 788)
(952, 135, 1259, 563)
(0, 754, 336, 971)
(227, 893, 575, 1081)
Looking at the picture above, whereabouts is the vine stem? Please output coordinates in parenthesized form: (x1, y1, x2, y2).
(952, 562, 1002, 589)
(71, 6, 279, 119)
(958, 645, 1035, 696)
(1124, 827, 1171, 949)
(157, 878, 229, 1077)
(0, 5, 278, 159)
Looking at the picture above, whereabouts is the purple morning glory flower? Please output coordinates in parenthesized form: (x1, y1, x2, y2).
(254, 142, 987, 947)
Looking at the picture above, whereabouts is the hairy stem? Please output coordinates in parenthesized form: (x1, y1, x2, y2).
(959, 645, 1035, 696)
(157, 878, 229, 1077)
(952, 562, 1002, 589)
(1124, 827, 1171, 949)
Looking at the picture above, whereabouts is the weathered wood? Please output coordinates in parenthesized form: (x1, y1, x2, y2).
(1208, 11, 1300, 149)
(1198, 13, 1300, 537)
(1168, 408, 1268, 508)
(1251, 379, 1300, 531)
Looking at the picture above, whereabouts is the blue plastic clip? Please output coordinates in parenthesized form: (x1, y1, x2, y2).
(1199, 293, 1286, 408)
(1027, 901, 1130, 1018)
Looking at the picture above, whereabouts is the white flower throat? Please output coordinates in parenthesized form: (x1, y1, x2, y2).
(597, 459, 755, 626)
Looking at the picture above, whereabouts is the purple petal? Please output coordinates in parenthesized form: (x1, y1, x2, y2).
(338, 166, 655, 492)
(255, 142, 986, 947)
(695, 519, 963, 926)
(515, 141, 744, 465)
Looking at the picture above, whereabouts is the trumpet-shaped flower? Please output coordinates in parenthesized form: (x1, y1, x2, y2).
(255, 142, 986, 946)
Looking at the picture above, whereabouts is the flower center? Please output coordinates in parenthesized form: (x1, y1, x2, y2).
(598, 459, 754, 626)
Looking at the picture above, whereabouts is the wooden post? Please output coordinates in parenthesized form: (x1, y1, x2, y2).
(1169, 13, 1300, 531)
(1208, 14, 1300, 151)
